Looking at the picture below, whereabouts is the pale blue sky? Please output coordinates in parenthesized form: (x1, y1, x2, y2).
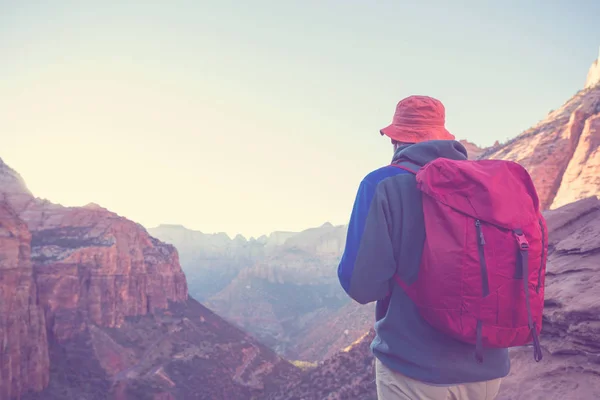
(1, 1, 599, 238)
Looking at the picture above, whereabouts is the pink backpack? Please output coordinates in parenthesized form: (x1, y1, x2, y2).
(392, 157, 547, 362)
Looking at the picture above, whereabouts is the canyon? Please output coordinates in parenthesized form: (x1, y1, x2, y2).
(1, 47, 599, 400)
(0, 158, 298, 399)
(150, 222, 354, 361)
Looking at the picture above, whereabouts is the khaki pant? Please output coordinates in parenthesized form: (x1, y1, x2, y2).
(376, 359, 502, 400)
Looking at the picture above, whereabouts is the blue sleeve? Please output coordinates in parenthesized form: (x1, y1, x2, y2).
(337, 179, 375, 295)
(338, 173, 400, 304)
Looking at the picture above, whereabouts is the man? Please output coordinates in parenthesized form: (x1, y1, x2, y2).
(337, 95, 509, 400)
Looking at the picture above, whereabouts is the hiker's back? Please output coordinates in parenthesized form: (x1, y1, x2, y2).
(371, 162, 511, 385)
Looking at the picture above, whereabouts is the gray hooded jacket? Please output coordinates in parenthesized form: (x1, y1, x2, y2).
(338, 140, 510, 384)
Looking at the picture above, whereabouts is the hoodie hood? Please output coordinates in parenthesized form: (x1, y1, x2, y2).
(392, 140, 468, 166)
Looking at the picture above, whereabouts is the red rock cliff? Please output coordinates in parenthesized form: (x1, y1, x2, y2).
(481, 84, 600, 210)
(0, 204, 49, 399)
(30, 203, 189, 341)
(0, 157, 188, 397)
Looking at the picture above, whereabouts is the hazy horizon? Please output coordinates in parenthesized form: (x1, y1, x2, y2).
(149, 220, 344, 240)
(2, 1, 600, 238)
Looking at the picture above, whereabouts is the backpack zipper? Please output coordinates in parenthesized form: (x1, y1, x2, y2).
(475, 219, 486, 245)
(475, 220, 490, 296)
(536, 219, 545, 293)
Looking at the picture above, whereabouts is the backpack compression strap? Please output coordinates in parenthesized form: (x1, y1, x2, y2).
(514, 229, 543, 362)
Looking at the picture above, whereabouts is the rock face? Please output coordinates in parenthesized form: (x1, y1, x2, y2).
(552, 112, 600, 208)
(30, 206, 188, 342)
(480, 85, 600, 210)
(267, 197, 600, 400)
(0, 157, 190, 398)
(496, 196, 600, 400)
(0, 204, 49, 400)
(585, 48, 600, 89)
(0, 159, 188, 343)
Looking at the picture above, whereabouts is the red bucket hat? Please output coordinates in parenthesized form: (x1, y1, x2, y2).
(380, 95, 455, 143)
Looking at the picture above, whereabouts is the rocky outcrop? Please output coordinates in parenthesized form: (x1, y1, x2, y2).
(551, 113, 600, 208)
(480, 85, 600, 210)
(0, 159, 189, 342)
(0, 158, 34, 214)
(585, 49, 600, 89)
(31, 205, 189, 341)
(0, 204, 49, 400)
(497, 196, 600, 399)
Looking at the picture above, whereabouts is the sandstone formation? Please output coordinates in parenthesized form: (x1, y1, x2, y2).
(552, 112, 600, 208)
(0, 157, 185, 398)
(30, 206, 188, 341)
(0, 158, 188, 342)
(496, 196, 600, 399)
(0, 204, 49, 400)
(480, 85, 600, 210)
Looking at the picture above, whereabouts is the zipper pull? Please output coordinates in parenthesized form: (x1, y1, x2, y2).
(475, 220, 486, 245)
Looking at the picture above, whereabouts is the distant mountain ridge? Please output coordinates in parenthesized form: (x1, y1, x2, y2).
(150, 222, 353, 360)
(148, 222, 347, 301)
